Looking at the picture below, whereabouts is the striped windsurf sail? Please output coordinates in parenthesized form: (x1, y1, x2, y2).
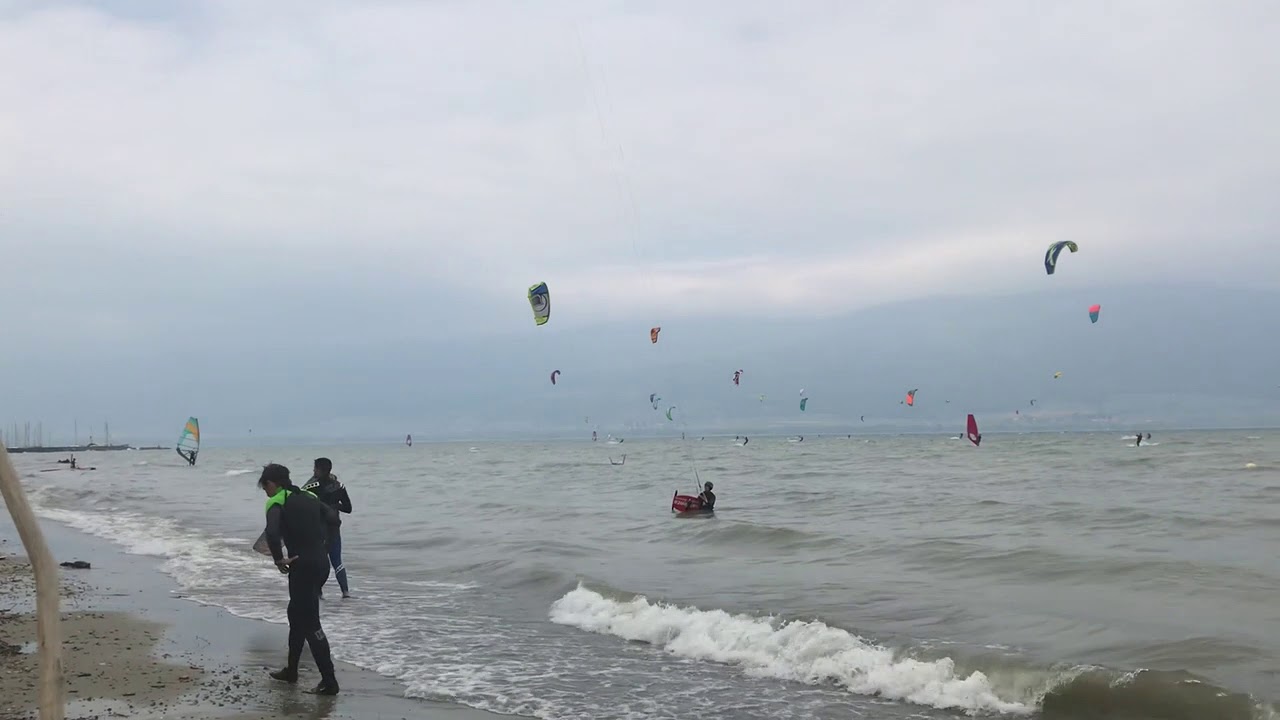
(176, 417, 200, 465)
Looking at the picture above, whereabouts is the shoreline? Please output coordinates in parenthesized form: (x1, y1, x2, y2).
(0, 519, 508, 720)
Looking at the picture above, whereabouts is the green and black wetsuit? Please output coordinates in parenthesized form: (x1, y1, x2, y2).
(263, 486, 338, 689)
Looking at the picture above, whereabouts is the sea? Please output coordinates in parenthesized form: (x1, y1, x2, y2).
(10, 431, 1280, 720)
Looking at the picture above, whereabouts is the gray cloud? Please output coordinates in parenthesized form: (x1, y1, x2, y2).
(2, 1, 1277, 439)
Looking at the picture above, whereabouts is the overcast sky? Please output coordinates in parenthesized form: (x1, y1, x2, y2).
(2, 1, 1277, 442)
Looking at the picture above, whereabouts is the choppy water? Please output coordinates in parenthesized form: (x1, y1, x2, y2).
(11, 431, 1280, 719)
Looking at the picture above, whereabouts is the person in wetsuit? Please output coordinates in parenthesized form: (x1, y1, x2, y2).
(697, 481, 716, 511)
(302, 457, 353, 599)
(1135, 433, 1143, 447)
(258, 463, 340, 695)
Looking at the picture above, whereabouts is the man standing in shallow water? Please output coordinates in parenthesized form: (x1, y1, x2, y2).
(258, 463, 340, 695)
(303, 457, 353, 599)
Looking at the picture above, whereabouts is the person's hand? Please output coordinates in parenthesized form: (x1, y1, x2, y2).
(276, 556, 298, 574)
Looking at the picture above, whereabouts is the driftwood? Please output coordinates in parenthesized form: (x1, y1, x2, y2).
(0, 440, 65, 720)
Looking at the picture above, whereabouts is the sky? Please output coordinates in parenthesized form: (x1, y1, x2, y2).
(2, 1, 1278, 443)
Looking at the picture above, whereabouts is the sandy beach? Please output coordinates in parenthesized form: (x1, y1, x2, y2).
(0, 526, 506, 720)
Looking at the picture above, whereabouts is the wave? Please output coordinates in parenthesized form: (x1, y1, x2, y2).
(685, 521, 831, 551)
(550, 584, 1035, 714)
(549, 585, 1277, 719)
(1041, 669, 1274, 720)
(224, 468, 256, 476)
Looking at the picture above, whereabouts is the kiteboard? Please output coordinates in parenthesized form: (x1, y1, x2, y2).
(672, 491, 713, 516)
(252, 531, 271, 555)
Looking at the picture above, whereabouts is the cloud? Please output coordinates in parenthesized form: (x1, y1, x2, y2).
(2, 1, 1278, 436)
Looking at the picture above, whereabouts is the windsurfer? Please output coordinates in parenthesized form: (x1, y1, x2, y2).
(697, 481, 716, 511)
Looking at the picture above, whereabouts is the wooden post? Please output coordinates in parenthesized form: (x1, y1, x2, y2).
(0, 440, 65, 720)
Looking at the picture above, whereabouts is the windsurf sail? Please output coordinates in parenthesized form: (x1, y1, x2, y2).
(176, 417, 200, 466)
(528, 282, 550, 325)
(967, 414, 981, 447)
(1088, 304, 1101, 323)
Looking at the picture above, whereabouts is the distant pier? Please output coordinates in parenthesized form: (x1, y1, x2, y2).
(6, 444, 132, 454)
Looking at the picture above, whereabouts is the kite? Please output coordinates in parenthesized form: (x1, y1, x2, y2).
(527, 282, 550, 325)
(1044, 241, 1078, 275)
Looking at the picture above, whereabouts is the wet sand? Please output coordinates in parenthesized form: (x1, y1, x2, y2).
(0, 529, 507, 720)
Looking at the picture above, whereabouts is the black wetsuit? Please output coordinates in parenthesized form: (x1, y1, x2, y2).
(263, 487, 338, 687)
(698, 490, 716, 511)
(304, 473, 353, 596)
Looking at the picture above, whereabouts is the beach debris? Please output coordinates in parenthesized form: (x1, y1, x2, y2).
(58, 561, 91, 570)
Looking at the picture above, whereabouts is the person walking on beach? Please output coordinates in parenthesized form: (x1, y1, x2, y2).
(258, 463, 340, 695)
(303, 457, 353, 599)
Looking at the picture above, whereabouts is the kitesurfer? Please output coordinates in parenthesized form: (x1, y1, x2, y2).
(303, 458, 353, 599)
(69, 456, 77, 469)
(258, 463, 340, 695)
(1135, 433, 1143, 447)
(697, 481, 716, 511)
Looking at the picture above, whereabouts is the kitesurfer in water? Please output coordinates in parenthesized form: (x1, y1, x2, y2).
(303, 458, 353, 599)
(1135, 433, 1143, 447)
(697, 481, 716, 511)
(258, 463, 340, 695)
